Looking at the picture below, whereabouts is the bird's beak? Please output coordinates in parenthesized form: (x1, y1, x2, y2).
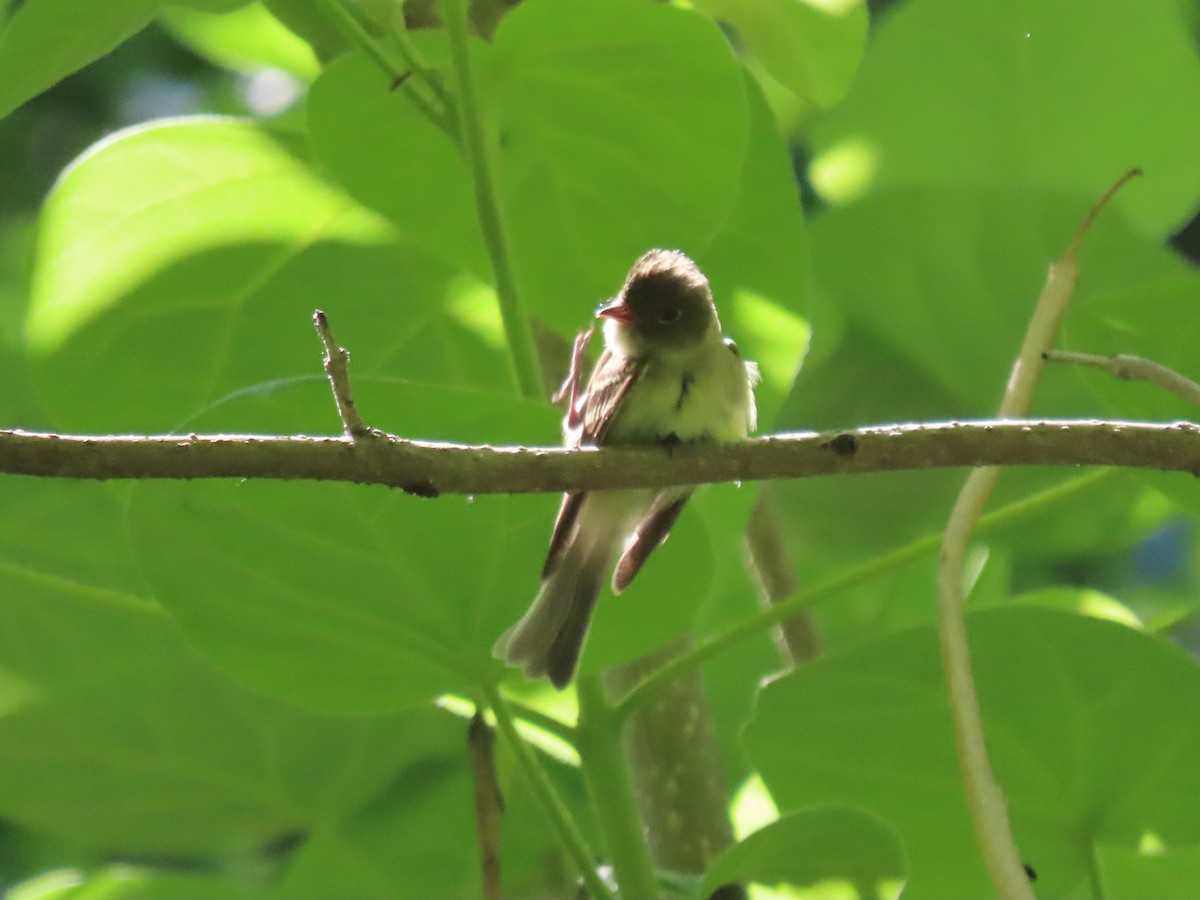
(596, 300, 632, 323)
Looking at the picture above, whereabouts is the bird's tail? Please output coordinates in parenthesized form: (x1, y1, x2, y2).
(494, 541, 610, 689)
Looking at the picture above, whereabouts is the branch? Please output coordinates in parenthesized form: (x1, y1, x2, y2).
(935, 167, 1139, 900)
(1, 419, 1196, 494)
(468, 711, 504, 900)
(1045, 350, 1200, 408)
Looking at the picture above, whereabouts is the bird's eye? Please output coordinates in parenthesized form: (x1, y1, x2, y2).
(659, 308, 682, 324)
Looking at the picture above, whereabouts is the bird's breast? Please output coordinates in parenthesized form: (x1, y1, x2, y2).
(607, 342, 753, 444)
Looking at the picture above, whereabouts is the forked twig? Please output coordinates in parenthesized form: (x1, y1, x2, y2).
(313, 309, 371, 438)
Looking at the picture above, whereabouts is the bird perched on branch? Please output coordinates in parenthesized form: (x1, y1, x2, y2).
(494, 249, 759, 688)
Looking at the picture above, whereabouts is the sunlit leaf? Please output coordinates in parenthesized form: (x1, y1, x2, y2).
(694, 0, 868, 107)
(811, 0, 1200, 235)
(702, 805, 906, 900)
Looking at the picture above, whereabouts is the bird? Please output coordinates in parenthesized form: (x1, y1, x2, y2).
(493, 249, 759, 688)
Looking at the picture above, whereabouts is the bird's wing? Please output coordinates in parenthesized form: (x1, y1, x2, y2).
(580, 349, 644, 447)
(542, 350, 644, 577)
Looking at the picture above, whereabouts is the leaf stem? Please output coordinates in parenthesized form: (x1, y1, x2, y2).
(481, 682, 612, 900)
(613, 468, 1115, 720)
(575, 676, 660, 900)
(439, 0, 544, 400)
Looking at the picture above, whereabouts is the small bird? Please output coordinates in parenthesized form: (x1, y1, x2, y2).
(494, 249, 759, 688)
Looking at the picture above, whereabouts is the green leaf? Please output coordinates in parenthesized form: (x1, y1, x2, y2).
(694, 0, 868, 107)
(811, 0, 1200, 236)
(1059, 266, 1200, 514)
(1096, 842, 1200, 900)
(311, 0, 751, 336)
(307, 47, 490, 279)
(697, 71, 810, 428)
(11, 869, 261, 899)
(702, 805, 906, 899)
(491, 0, 749, 333)
(745, 607, 1200, 898)
(128, 379, 559, 712)
(26, 118, 510, 431)
(0, 0, 248, 120)
(0, 479, 450, 856)
(0, 0, 157, 120)
(261, 0, 352, 60)
(276, 718, 590, 899)
(807, 188, 1181, 415)
(159, 2, 320, 80)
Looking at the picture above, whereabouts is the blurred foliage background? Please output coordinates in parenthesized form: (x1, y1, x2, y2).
(1, 0, 1199, 898)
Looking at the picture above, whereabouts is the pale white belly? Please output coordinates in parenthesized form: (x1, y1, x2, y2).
(607, 340, 756, 444)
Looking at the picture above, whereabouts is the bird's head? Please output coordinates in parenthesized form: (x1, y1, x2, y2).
(597, 249, 718, 356)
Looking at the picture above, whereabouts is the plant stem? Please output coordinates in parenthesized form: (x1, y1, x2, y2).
(575, 676, 661, 900)
(440, 0, 544, 400)
(481, 682, 612, 900)
(614, 468, 1115, 720)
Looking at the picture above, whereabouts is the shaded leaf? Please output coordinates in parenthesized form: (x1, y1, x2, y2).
(490, 0, 749, 333)
(745, 607, 1200, 898)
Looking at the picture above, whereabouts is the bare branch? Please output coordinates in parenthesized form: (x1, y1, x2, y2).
(469, 711, 504, 900)
(1045, 350, 1200, 409)
(1, 420, 1198, 496)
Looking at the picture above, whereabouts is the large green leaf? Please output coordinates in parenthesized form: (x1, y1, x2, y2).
(0, 0, 250, 120)
(489, 0, 748, 332)
(309, 0, 751, 336)
(126, 377, 722, 711)
(26, 118, 510, 432)
(745, 606, 1200, 898)
(693, 0, 868, 107)
(697, 71, 809, 428)
(0, 479, 449, 857)
(807, 188, 1182, 416)
(275, 714, 591, 899)
(307, 47, 490, 280)
(127, 379, 558, 712)
(811, 0, 1200, 237)
(159, 2, 320, 80)
(0, 0, 159, 120)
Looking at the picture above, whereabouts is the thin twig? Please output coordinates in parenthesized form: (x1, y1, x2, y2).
(1044, 350, 1200, 409)
(469, 711, 504, 900)
(936, 168, 1139, 900)
(2, 420, 1197, 494)
(312, 310, 369, 437)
